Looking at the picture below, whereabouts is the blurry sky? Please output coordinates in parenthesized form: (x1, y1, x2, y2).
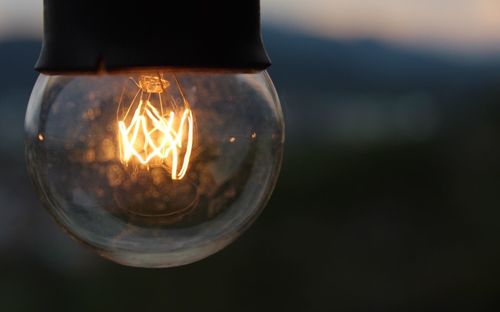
(2, 0, 500, 54)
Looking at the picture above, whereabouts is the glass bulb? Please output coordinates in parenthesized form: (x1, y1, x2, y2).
(25, 71, 284, 267)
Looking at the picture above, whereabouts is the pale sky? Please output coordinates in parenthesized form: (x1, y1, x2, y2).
(263, 0, 500, 52)
(2, 0, 500, 53)
(0, 0, 42, 39)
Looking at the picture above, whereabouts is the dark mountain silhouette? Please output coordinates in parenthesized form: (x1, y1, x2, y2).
(262, 28, 500, 95)
(2, 27, 500, 97)
(0, 40, 39, 89)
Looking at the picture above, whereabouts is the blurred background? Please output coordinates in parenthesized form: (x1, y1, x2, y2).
(2, 0, 500, 310)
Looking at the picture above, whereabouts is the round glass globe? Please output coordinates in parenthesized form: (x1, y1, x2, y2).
(25, 71, 284, 267)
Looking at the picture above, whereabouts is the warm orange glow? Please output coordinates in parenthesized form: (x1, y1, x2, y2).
(118, 75, 194, 180)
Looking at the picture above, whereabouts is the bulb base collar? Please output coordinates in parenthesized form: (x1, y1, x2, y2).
(35, 0, 271, 74)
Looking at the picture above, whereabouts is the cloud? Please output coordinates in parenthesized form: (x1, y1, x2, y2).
(262, 0, 500, 52)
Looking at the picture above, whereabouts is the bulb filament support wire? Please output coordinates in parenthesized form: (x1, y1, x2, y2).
(117, 75, 194, 180)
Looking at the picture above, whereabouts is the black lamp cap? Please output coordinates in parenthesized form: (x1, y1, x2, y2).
(35, 0, 271, 74)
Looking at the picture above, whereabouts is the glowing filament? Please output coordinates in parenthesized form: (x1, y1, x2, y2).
(118, 76, 194, 180)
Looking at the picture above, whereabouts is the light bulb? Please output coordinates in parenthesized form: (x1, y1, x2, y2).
(25, 71, 284, 267)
